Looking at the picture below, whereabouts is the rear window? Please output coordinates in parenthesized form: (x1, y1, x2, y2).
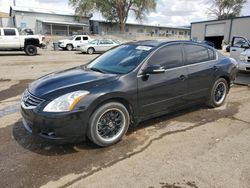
(3, 29, 16, 36)
(83, 36, 88, 40)
(184, 44, 214, 65)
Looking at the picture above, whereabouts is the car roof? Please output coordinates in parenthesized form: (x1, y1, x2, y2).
(128, 40, 213, 49)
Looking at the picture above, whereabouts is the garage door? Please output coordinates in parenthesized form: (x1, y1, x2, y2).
(205, 23, 225, 36)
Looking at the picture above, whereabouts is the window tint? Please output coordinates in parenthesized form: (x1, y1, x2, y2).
(148, 44, 183, 69)
(83, 36, 88, 40)
(75, 37, 81, 41)
(3, 29, 16, 36)
(184, 44, 211, 65)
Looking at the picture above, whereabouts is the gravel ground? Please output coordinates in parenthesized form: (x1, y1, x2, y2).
(0, 49, 250, 188)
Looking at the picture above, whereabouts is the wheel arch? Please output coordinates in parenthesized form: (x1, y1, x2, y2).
(218, 75, 231, 91)
(87, 95, 137, 127)
(24, 38, 40, 47)
(87, 47, 95, 52)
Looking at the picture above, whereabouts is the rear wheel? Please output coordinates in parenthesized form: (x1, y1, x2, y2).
(88, 102, 130, 147)
(66, 44, 73, 51)
(87, 47, 94, 54)
(207, 78, 228, 108)
(24, 45, 37, 56)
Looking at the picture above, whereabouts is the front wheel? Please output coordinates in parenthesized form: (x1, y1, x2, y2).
(66, 44, 73, 51)
(88, 102, 130, 147)
(24, 45, 37, 56)
(207, 78, 229, 108)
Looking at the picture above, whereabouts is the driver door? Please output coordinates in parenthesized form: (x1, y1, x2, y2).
(137, 44, 188, 117)
(230, 37, 250, 62)
(74, 36, 82, 47)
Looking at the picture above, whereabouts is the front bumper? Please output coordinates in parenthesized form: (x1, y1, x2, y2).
(238, 61, 250, 72)
(21, 106, 88, 143)
(58, 43, 67, 48)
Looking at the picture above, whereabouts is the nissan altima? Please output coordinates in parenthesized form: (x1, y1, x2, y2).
(21, 40, 238, 147)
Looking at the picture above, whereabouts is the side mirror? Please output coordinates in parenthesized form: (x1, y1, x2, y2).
(142, 65, 165, 74)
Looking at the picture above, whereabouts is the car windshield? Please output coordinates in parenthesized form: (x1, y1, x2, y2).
(89, 39, 99, 44)
(87, 44, 153, 74)
(69, 36, 75, 40)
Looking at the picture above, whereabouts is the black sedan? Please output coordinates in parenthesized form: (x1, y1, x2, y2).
(21, 40, 238, 146)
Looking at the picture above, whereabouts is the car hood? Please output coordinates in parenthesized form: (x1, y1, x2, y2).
(240, 49, 250, 56)
(29, 66, 118, 100)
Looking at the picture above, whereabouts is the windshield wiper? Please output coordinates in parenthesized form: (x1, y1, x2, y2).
(90, 67, 105, 73)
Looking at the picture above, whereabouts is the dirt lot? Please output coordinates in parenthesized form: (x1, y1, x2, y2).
(0, 49, 250, 188)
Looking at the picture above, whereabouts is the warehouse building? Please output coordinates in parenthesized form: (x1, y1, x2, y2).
(191, 16, 250, 49)
(90, 20, 190, 39)
(9, 6, 90, 35)
(7, 6, 190, 38)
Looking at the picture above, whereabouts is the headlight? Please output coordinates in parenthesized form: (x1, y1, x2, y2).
(43, 91, 89, 112)
(239, 54, 247, 62)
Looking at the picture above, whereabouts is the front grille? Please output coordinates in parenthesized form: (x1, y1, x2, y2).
(22, 90, 44, 108)
(248, 57, 250, 63)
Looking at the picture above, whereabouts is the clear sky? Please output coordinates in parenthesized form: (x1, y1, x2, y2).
(0, 0, 249, 26)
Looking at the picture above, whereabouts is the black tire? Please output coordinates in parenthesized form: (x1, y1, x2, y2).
(88, 102, 130, 147)
(207, 78, 229, 108)
(66, 44, 73, 51)
(24, 45, 37, 56)
(87, 47, 94, 54)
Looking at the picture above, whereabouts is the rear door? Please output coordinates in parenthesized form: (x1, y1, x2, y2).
(183, 43, 217, 101)
(2, 28, 20, 49)
(230, 37, 250, 62)
(82, 36, 89, 44)
(138, 44, 188, 117)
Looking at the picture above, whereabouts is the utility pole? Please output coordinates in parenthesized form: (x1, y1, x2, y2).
(13, 0, 16, 6)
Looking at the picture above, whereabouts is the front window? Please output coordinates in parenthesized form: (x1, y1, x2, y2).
(87, 44, 153, 74)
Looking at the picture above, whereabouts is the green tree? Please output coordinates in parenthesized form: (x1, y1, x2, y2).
(69, 0, 156, 32)
(208, 0, 247, 20)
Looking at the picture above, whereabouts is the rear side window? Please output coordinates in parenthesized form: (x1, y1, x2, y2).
(83, 36, 88, 40)
(3, 29, 16, 36)
(184, 44, 213, 65)
(148, 44, 183, 69)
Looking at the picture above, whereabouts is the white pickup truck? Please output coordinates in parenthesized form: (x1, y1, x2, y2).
(58, 35, 91, 51)
(230, 36, 250, 72)
(0, 27, 45, 56)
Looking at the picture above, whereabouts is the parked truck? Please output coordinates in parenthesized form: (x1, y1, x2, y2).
(230, 36, 250, 72)
(0, 27, 45, 56)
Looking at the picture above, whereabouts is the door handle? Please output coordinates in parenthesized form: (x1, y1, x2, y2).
(179, 75, 186, 81)
(232, 49, 237, 51)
